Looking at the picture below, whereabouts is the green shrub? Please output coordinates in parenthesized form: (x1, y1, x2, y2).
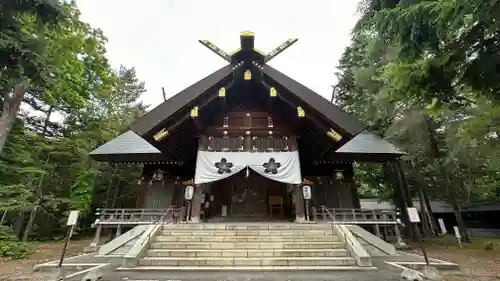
(0, 225, 34, 260)
(484, 241, 494, 251)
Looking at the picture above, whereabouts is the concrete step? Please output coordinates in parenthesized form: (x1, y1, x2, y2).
(147, 248, 349, 257)
(139, 256, 357, 266)
(160, 230, 333, 236)
(150, 241, 345, 250)
(154, 235, 339, 242)
(119, 265, 377, 271)
(161, 223, 332, 230)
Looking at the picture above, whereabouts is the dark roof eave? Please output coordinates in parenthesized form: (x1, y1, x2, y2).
(262, 65, 366, 136)
(89, 152, 167, 163)
(130, 65, 234, 136)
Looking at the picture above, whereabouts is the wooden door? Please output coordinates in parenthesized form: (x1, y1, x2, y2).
(230, 172, 267, 217)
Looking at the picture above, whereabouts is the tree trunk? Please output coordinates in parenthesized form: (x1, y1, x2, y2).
(394, 161, 419, 241)
(22, 107, 54, 242)
(385, 162, 414, 240)
(422, 188, 439, 235)
(22, 203, 39, 242)
(423, 114, 470, 242)
(418, 186, 431, 237)
(0, 81, 29, 153)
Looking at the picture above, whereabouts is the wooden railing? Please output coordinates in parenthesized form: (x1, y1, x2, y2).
(93, 208, 178, 226)
(317, 206, 398, 225)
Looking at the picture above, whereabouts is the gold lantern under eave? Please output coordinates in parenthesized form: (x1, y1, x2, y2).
(297, 106, 305, 118)
(191, 106, 199, 118)
(218, 87, 226, 97)
(270, 87, 277, 97)
(244, 70, 252, 80)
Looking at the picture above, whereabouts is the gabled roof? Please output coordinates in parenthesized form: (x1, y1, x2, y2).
(129, 33, 367, 139)
(336, 131, 405, 155)
(129, 64, 365, 138)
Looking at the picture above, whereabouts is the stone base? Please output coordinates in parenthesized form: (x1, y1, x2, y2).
(394, 241, 410, 250)
(422, 266, 442, 281)
(294, 220, 316, 224)
(84, 245, 99, 253)
(401, 268, 423, 281)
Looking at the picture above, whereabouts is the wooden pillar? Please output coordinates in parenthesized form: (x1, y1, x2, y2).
(135, 180, 147, 208)
(293, 184, 306, 222)
(189, 184, 203, 223)
(393, 160, 418, 241)
(347, 165, 361, 209)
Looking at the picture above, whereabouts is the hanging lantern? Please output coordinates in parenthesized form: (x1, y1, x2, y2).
(335, 171, 344, 180)
(153, 169, 164, 181)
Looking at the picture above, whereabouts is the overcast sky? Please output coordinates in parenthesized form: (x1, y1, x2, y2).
(76, 0, 361, 108)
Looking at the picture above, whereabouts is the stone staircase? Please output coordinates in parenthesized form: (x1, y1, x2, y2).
(134, 223, 373, 271)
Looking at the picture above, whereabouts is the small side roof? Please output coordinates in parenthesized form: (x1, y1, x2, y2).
(89, 130, 165, 162)
(335, 130, 405, 155)
(89, 129, 405, 163)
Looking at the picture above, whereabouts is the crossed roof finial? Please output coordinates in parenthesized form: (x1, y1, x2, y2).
(198, 31, 298, 65)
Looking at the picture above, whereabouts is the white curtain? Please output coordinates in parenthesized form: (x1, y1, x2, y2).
(194, 151, 301, 185)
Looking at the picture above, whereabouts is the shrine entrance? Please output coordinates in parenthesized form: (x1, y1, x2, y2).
(206, 169, 294, 221)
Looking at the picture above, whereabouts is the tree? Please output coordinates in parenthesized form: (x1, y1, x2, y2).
(335, 0, 500, 242)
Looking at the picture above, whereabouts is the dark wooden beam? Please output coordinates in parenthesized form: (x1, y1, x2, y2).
(278, 94, 349, 145)
(198, 40, 231, 62)
(150, 93, 219, 142)
(265, 38, 298, 63)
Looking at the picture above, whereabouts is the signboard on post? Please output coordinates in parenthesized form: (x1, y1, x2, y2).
(66, 210, 79, 226)
(407, 207, 421, 223)
(184, 185, 194, 200)
(453, 226, 463, 248)
(438, 218, 447, 235)
(56, 210, 80, 280)
(406, 206, 431, 271)
(302, 185, 311, 221)
(302, 185, 311, 200)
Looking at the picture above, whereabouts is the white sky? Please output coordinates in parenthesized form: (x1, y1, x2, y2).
(76, 0, 361, 108)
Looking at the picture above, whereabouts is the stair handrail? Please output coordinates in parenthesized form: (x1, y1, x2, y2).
(320, 205, 336, 221)
(141, 206, 178, 247)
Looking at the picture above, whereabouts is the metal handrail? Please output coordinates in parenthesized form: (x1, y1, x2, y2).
(318, 206, 398, 224)
(321, 205, 335, 220)
(141, 206, 179, 247)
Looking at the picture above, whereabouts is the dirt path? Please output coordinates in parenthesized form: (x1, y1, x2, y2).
(0, 239, 89, 281)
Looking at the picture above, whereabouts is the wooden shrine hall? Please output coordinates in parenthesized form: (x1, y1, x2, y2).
(89, 31, 407, 225)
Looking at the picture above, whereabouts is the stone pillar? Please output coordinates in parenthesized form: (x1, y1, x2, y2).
(293, 184, 306, 222)
(116, 224, 122, 236)
(90, 225, 102, 248)
(189, 184, 203, 223)
(373, 224, 382, 238)
(394, 224, 407, 247)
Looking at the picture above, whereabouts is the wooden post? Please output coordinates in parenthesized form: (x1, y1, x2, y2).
(189, 185, 203, 223)
(305, 200, 310, 221)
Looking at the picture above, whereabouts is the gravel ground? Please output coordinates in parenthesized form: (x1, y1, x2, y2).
(0, 239, 90, 281)
(408, 238, 500, 281)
